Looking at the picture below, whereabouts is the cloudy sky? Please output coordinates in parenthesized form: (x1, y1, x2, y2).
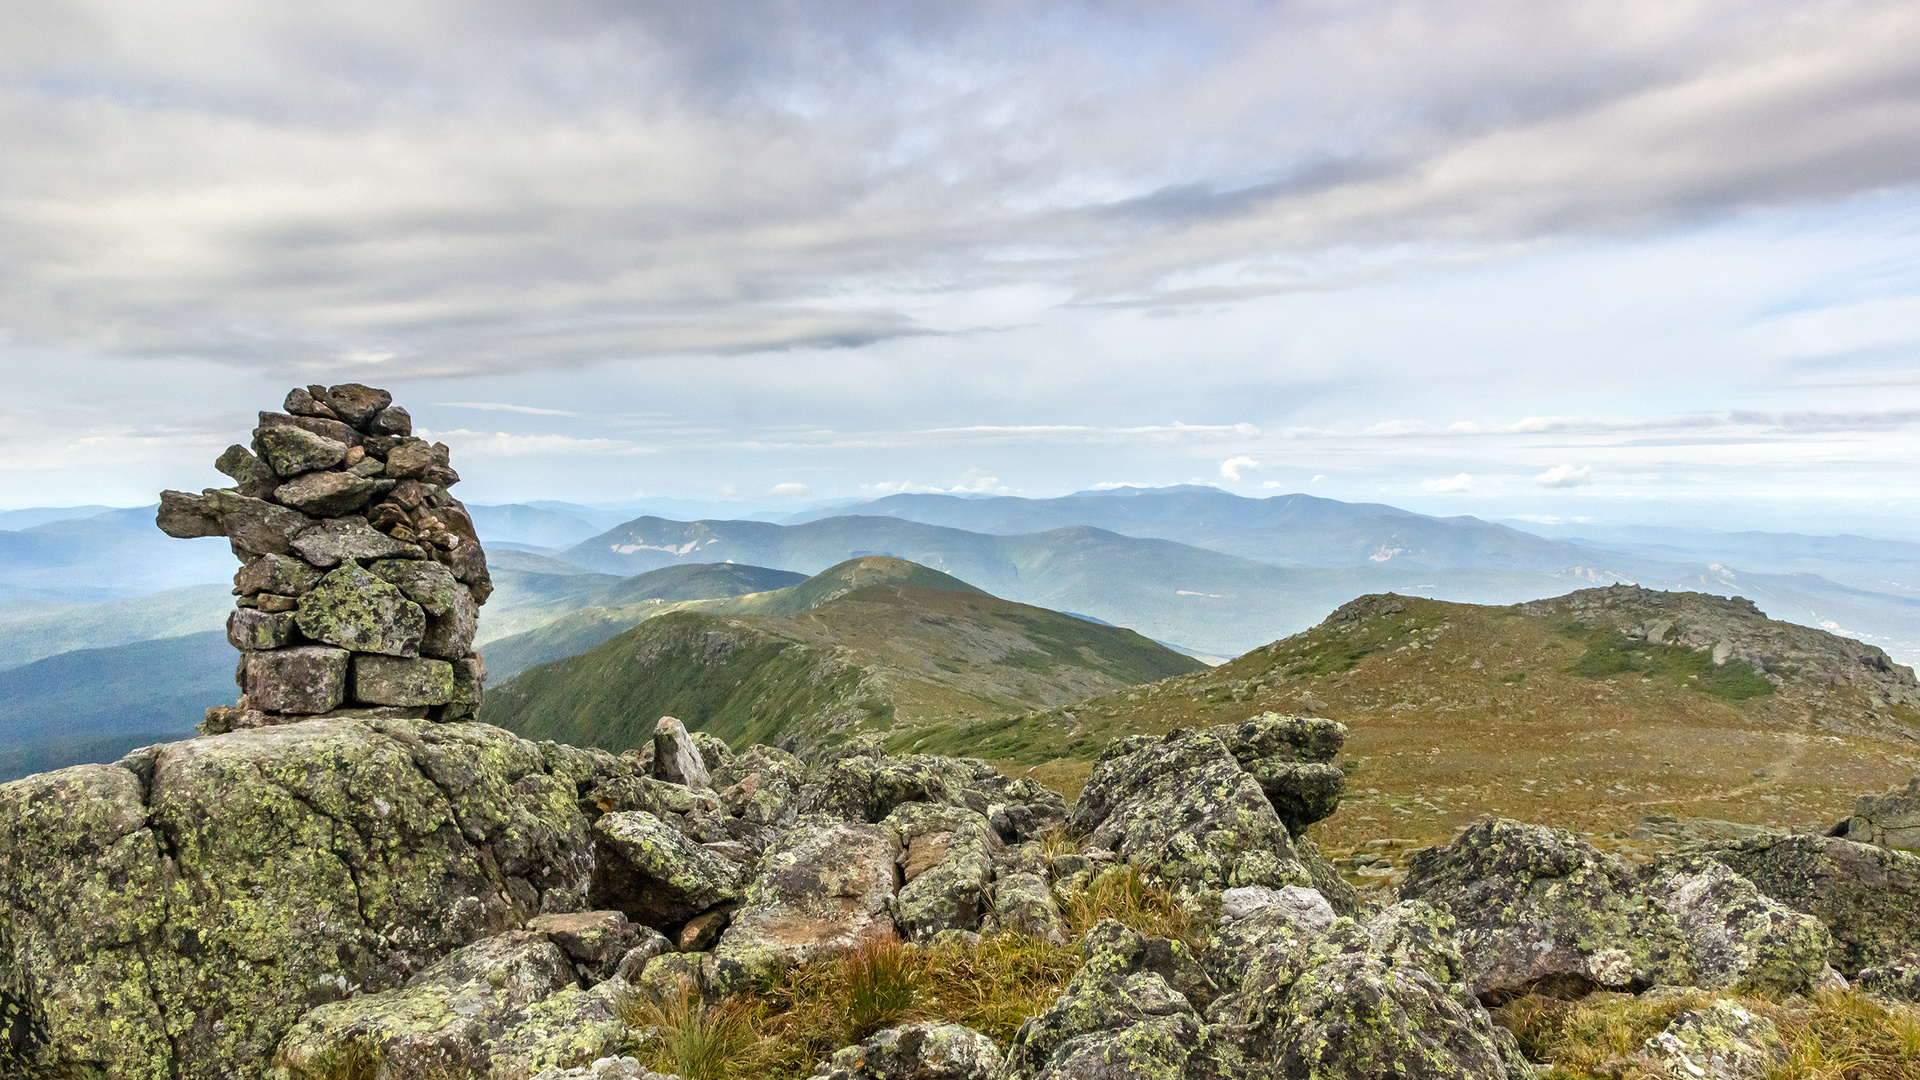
(4, 0, 1919, 532)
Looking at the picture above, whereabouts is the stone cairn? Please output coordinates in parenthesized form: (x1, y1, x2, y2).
(158, 383, 491, 732)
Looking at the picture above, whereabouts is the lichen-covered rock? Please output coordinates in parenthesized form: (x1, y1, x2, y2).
(652, 716, 711, 790)
(805, 750, 992, 823)
(713, 817, 901, 984)
(1005, 920, 1212, 1080)
(244, 644, 350, 714)
(0, 719, 606, 1080)
(215, 443, 279, 498)
(1191, 902, 1533, 1080)
(1632, 1001, 1781, 1080)
(1068, 729, 1311, 896)
(275, 935, 630, 1080)
(236, 553, 323, 598)
(714, 744, 808, 827)
(528, 911, 646, 984)
(1857, 958, 1920, 1002)
(295, 562, 426, 657)
(228, 608, 299, 651)
(1290, 837, 1363, 918)
(321, 383, 394, 426)
(1842, 777, 1920, 851)
(158, 488, 317, 557)
(354, 655, 456, 707)
(273, 470, 389, 516)
(1705, 833, 1920, 974)
(533, 1054, 668, 1080)
(292, 516, 426, 567)
(988, 872, 1067, 946)
(1400, 817, 1691, 1000)
(589, 811, 744, 927)
(255, 424, 350, 477)
(1642, 855, 1831, 993)
(817, 1021, 1005, 1080)
(1218, 712, 1348, 835)
(886, 802, 998, 942)
(368, 558, 463, 615)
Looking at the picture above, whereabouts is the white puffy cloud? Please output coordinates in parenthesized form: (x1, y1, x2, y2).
(1535, 464, 1593, 487)
(1219, 456, 1258, 481)
(1422, 473, 1475, 492)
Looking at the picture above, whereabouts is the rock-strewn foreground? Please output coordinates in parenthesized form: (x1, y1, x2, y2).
(1, 706, 1912, 1080)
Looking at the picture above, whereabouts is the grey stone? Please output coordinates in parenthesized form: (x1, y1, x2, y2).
(589, 810, 744, 927)
(156, 488, 224, 538)
(294, 562, 425, 657)
(1844, 777, 1920, 851)
(226, 608, 298, 651)
(421, 582, 479, 660)
(1643, 854, 1831, 993)
(160, 489, 316, 557)
(352, 655, 455, 707)
(444, 539, 492, 603)
(449, 654, 487, 706)
(1005, 920, 1211, 1080)
(367, 405, 412, 437)
(213, 444, 278, 497)
(367, 558, 462, 615)
(1705, 833, 1920, 974)
(1858, 959, 1920, 1002)
(254, 424, 350, 477)
(612, 929, 675, 983)
(817, 1022, 1005, 1080)
(243, 645, 349, 714)
(254, 592, 298, 613)
(987, 871, 1066, 945)
(1400, 817, 1691, 1000)
(653, 715, 711, 789)
(714, 817, 901, 984)
(1069, 728, 1312, 896)
(386, 438, 435, 479)
(234, 553, 322, 597)
(291, 516, 426, 567)
(886, 802, 998, 941)
(256, 409, 361, 448)
(283, 386, 339, 419)
(1632, 1001, 1781, 1080)
(1220, 884, 1336, 930)
(528, 910, 644, 983)
(272, 470, 388, 516)
(323, 382, 393, 426)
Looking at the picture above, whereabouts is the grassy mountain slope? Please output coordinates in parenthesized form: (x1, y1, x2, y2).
(480, 558, 1205, 754)
(479, 562, 807, 679)
(558, 515, 1594, 655)
(896, 586, 1920, 858)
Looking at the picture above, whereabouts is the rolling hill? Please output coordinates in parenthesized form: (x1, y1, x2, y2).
(895, 585, 1920, 876)
(478, 556, 1207, 754)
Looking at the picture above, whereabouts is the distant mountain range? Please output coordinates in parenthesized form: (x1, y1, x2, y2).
(480, 556, 1206, 754)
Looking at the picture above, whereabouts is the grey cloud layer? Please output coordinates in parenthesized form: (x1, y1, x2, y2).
(3, 0, 1917, 374)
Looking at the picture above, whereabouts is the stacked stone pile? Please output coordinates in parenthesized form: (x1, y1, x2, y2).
(156, 383, 491, 729)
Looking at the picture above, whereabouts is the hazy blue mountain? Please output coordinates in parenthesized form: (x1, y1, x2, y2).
(776, 486, 1605, 572)
(0, 506, 233, 602)
(0, 505, 119, 530)
(0, 584, 234, 671)
(0, 630, 232, 780)
(466, 504, 623, 549)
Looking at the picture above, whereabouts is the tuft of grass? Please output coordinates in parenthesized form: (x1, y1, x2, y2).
(626, 979, 754, 1080)
(1498, 988, 1920, 1080)
(839, 938, 917, 1042)
(1059, 864, 1210, 949)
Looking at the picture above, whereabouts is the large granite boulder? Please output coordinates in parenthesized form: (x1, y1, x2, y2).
(1641, 855, 1831, 993)
(1704, 833, 1920, 974)
(1218, 712, 1348, 835)
(0, 719, 614, 1080)
(272, 931, 628, 1080)
(885, 802, 1000, 942)
(588, 810, 744, 927)
(1841, 777, 1920, 850)
(1190, 901, 1534, 1080)
(712, 817, 901, 985)
(1068, 729, 1313, 896)
(1399, 818, 1690, 1000)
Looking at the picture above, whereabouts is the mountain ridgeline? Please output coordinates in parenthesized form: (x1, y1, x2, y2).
(479, 556, 1206, 753)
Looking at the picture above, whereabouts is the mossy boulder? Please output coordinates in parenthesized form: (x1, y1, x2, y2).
(1704, 833, 1920, 975)
(295, 562, 426, 657)
(712, 816, 900, 985)
(588, 810, 744, 927)
(1069, 728, 1312, 896)
(1400, 818, 1691, 1000)
(0, 719, 615, 1080)
(1641, 855, 1831, 993)
(886, 802, 999, 942)
(1192, 901, 1533, 1080)
(1631, 1000, 1780, 1080)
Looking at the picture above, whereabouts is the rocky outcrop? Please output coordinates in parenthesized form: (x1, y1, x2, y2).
(1190, 901, 1534, 1080)
(711, 817, 901, 985)
(1400, 818, 1822, 1001)
(158, 384, 491, 732)
(1004, 920, 1212, 1080)
(0, 719, 614, 1080)
(1838, 776, 1920, 850)
(1631, 1001, 1781, 1080)
(1704, 833, 1920, 975)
